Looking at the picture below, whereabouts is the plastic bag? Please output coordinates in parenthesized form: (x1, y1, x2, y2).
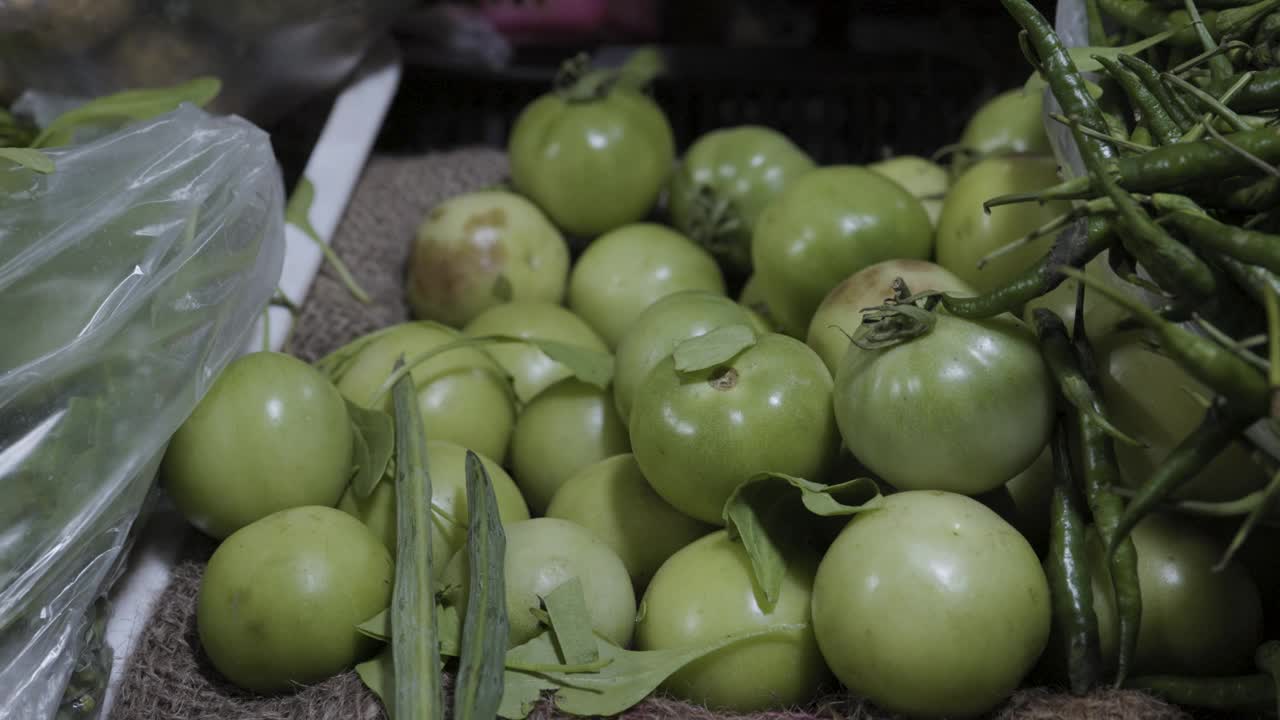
(0, 0, 411, 125)
(0, 102, 286, 720)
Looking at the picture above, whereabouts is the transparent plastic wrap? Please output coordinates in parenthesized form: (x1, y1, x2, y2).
(0, 103, 286, 720)
(0, 0, 412, 125)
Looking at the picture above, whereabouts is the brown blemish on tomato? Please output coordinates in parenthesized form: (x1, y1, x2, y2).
(412, 225, 508, 308)
(824, 259, 936, 307)
(462, 207, 507, 234)
(708, 366, 738, 391)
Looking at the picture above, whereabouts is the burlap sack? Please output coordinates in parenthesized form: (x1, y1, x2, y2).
(108, 149, 1194, 720)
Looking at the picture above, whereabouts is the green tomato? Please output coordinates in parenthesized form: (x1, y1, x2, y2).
(336, 440, 529, 574)
(805, 259, 974, 375)
(751, 166, 933, 337)
(953, 88, 1052, 175)
(1096, 330, 1268, 501)
(812, 491, 1051, 719)
(162, 351, 353, 540)
(567, 223, 726, 348)
(462, 301, 607, 402)
(1023, 252, 1131, 341)
(867, 155, 949, 228)
(197, 506, 393, 693)
(1088, 514, 1263, 676)
(508, 378, 631, 515)
(407, 190, 569, 328)
(334, 323, 515, 461)
(613, 290, 756, 427)
(545, 454, 713, 590)
(667, 125, 816, 276)
(936, 155, 1071, 294)
(630, 333, 840, 525)
(442, 517, 636, 648)
(834, 313, 1054, 495)
(509, 86, 674, 237)
(635, 531, 829, 711)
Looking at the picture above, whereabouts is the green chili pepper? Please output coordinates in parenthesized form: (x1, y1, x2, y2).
(1109, 397, 1257, 558)
(1203, 174, 1280, 211)
(1035, 309, 1144, 446)
(1098, 0, 1214, 46)
(1131, 125, 1155, 146)
(1125, 673, 1275, 712)
(1064, 320, 1143, 688)
(1218, 0, 1280, 38)
(1166, 210, 1280, 274)
(985, 126, 1280, 207)
(1215, 253, 1280, 307)
(1118, 53, 1196, 129)
(1069, 119, 1219, 303)
(941, 215, 1115, 319)
(1096, 55, 1184, 145)
(1045, 419, 1103, 695)
(1060, 265, 1271, 416)
(1002, 0, 1120, 158)
(1088, 0, 1112, 45)
(1220, 66, 1280, 111)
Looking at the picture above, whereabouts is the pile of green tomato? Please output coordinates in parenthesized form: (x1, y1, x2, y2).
(159, 43, 1278, 720)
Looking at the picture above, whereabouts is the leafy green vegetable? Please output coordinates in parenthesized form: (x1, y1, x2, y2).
(541, 578, 598, 666)
(32, 77, 222, 148)
(454, 451, 510, 720)
(390, 363, 444, 720)
(0, 148, 54, 174)
(722, 473, 881, 611)
(346, 400, 394, 498)
(672, 325, 757, 372)
(496, 625, 804, 719)
(285, 177, 372, 304)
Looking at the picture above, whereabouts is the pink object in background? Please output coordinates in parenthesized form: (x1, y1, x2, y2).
(476, 0, 659, 44)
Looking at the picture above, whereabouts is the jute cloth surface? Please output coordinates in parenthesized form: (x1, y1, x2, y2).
(107, 149, 1193, 720)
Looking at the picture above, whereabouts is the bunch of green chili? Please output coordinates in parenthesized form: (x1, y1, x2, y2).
(969, 0, 1280, 708)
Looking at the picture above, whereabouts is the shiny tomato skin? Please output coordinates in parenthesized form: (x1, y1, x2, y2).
(629, 333, 839, 525)
(635, 530, 830, 711)
(812, 491, 1051, 718)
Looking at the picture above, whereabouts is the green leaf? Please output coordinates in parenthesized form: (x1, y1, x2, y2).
(356, 608, 389, 642)
(0, 148, 54, 174)
(390, 361, 445, 720)
(454, 450, 510, 720)
(1023, 30, 1176, 93)
(722, 473, 882, 611)
(313, 325, 404, 382)
(356, 649, 395, 720)
(497, 625, 803, 719)
(672, 325, 757, 372)
(347, 412, 371, 490)
(347, 400, 394, 498)
(32, 76, 222, 148)
(286, 176, 371, 303)
(540, 578, 598, 666)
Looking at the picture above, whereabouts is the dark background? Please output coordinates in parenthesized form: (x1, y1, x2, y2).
(374, 0, 1060, 164)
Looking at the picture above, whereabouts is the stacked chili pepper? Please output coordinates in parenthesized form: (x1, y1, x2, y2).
(943, 0, 1280, 710)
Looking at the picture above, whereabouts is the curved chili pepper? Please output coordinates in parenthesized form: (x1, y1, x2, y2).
(1111, 396, 1257, 558)
(1119, 54, 1196, 129)
(1045, 420, 1103, 695)
(1001, 0, 1119, 158)
(1221, 66, 1280, 110)
(1096, 55, 1184, 144)
(1069, 120, 1219, 303)
(985, 126, 1280, 207)
(1215, 253, 1280, 307)
(1061, 265, 1271, 416)
(1167, 210, 1280, 274)
(1067, 322, 1143, 688)
(941, 215, 1115, 319)
(1035, 309, 1144, 446)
